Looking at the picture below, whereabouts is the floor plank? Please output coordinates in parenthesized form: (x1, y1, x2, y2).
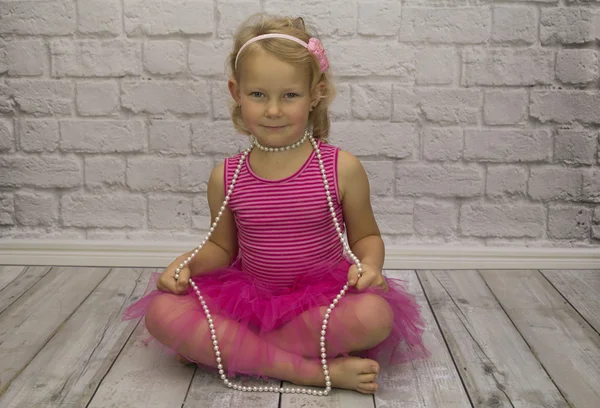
(0, 268, 153, 408)
(375, 270, 471, 408)
(481, 270, 600, 408)
(0, 267, 111, 396)
(0, 266, 26, 292)
(280, 382, 373, 408)
(541, 270, 600, 334)
(87, 322, 196, 408)
(419, 270, 568, 408)
(0, 266, 53, 315)
(185, 371, 281, 408)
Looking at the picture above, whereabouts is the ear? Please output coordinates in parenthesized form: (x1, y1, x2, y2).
(311, 81, 326, 107)
(228, 78, 241, 105)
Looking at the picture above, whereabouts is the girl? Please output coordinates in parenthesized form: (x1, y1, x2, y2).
(124, 14, 428, 395)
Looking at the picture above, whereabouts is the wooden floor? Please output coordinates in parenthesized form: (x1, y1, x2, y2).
(0, 266, 598, 408)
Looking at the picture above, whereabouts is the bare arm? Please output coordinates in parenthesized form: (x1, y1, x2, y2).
(186, 162, 239, 277)
(338, 150, 385, 271)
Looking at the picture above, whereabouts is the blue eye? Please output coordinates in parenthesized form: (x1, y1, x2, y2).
(284, 93, 299, 98)
(250, 92, 264, 98)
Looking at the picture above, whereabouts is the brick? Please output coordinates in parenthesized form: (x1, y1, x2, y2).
(415, 48, 456, 85)
(548, 205, 592, 239)
(150, 120, 191, 155)
(122, 81, 210, 114)
(530, 91, 600, 125)
(0, 83, 14, 114)
(144, 41, 186, 75)
(149, 195, 192, 229)
(396, 164, 483, 197)
(556, 49, 600, 84)
(78, 0, 121, 35)
(486, 165, 528, 199)
(124, 0, 213, 36)
(0, 43, 6, 74)
(0, 194, 14, 225)
(265, 1, 356, 36)
(371, 197, 413, 235)
(61, 193, 145, 228)
(400, 8, 491, 44)
(211, 81, 232, 120)
(6, 80, 73, 115)
(392, 87, 480, 124)
(492, 6, 537, 44)
(4, 40, 46, 76)
(0, 0, 76, 35)
(85, 156, 126, 190)
(15, 193, 58, 226)
(415, 200, 458, 236)
(330, 83, 351, 120)
(541, 7, 599, 44)
(76, 82, 120, 116)
(464, 129, 552, 162)
(192, 194, 210, 230)
(19, 119, 60, 152)
(460, 203, 545, 238)
(529, 166, 582, 201)
(327, 41, 416, 78)
(189, 41, 231, 76)
(217, 1, 262, 38)
(180, 158, 214, 193)
(362, 160, 395, 196)
(594, 207, 600, 240)
(127, 157, 179, 191)
(60, 120, 145, 153)
(484, 90, 528, 125)
(422, 127, 463, 161)
(463, 48, 554, 86)
(583, 168, 600, 203)
(351, 84, 391, 120)
(192, 121, 248, 155)
(555, 128, 598, 165)
(358, 2, 402, 36)
(0, 119, 14, 152)
(0, 156, 81, 188)
(330, 122, 416, 158)
(51, 39, 142, 77)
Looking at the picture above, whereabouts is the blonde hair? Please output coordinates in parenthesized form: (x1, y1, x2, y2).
(227, 13, 335, 141)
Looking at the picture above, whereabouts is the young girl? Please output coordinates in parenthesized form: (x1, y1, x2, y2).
(124, 13, 428, 395)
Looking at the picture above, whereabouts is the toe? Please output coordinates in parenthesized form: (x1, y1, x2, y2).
(357, 382, 378, 394)
(359, 373, 377, 383)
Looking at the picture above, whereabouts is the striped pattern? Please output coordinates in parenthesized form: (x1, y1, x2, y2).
(225, 141, 345, 290)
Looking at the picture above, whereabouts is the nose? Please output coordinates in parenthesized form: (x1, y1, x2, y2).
(265, 99, 282, 117)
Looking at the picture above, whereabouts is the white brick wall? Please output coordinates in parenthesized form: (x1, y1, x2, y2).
(0, 0, 599, 247)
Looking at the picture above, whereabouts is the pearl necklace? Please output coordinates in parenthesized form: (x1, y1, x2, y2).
(252, 128, 309, 152)
(175, 129, 364, 396)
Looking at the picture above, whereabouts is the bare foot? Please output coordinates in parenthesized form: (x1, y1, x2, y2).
(301, 356, 380, 394)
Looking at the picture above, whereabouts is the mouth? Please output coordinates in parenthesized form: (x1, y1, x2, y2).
(262, 125, 287, 130)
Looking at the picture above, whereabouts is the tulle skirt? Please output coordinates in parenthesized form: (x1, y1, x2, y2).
(123, 257, 429, 379)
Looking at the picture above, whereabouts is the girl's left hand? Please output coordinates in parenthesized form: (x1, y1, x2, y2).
(347, 263, 388, 292)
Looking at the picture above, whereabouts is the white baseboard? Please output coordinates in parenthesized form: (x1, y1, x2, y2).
(0, 239, 598, 269)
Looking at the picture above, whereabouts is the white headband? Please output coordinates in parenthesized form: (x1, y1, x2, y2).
(234, 33, 329, 73)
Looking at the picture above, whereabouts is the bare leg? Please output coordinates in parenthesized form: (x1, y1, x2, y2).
(144, 293, 381, 394)
(263, 292, 394, 357)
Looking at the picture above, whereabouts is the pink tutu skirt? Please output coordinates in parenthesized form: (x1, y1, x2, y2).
(123, 257, 429, 379)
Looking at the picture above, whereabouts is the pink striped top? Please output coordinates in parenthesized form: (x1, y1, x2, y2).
(224, 141, 345, 290)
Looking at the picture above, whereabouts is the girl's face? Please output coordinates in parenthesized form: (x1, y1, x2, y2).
(229, 49, 315, 148)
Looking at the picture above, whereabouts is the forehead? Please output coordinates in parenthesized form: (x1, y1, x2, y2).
(239, 49, 310, 89)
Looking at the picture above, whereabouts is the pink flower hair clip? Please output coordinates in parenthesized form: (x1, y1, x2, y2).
(307, 38, 329, 73)
(235, 34, 330, 73)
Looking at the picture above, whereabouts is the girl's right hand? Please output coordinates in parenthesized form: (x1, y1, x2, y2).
(156, 255, 192, 295)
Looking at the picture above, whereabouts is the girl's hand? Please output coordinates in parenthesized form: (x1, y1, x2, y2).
(347, 263, 388, 292)
(156, 254, 192, 295)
